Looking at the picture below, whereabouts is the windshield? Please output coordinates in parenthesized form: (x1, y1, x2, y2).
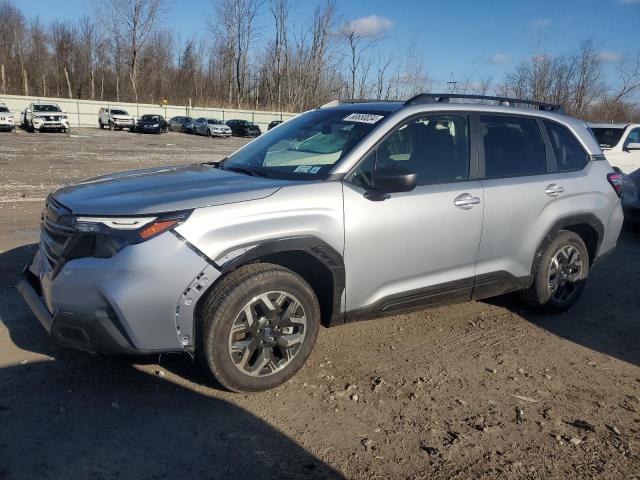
(222, 109, 387, 180)
(0, 106, 8, 113)
(591, 127, 625, 148)
(141, 115, 161, 121)
(110, 109, 128, 115)
(207, 119, 223, 124)
(34, 104, 61, 112)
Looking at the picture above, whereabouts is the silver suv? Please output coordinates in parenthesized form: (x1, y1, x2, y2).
(18, 94, 624, 392)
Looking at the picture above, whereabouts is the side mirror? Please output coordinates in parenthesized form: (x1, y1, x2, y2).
(625, 142, 640, 151)
(25, 108, 31, 114)
(365, 164, 417, 200)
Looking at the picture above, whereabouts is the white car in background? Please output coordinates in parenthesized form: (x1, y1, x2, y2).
(590, 123, 640, 174)
(98, 107, 136, 130)
(0, 103, 15, 132)
(21, 102, 70, 133)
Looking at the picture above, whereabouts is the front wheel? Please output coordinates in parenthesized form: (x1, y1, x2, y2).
(198, 263, 320, 392)
(520, 230, 589, 313)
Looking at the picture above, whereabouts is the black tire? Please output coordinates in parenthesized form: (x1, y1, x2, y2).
(198, 263, 320, 392)
(520, 230, 589, 313)
(99, 120, 104, 129)
(108, 122, 114, 131)
(206, 129, 212, 137)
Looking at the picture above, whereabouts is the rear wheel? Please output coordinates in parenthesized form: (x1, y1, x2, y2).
(99, 120, 104, 129)
(520, 230, 589, 313)
(198, 263, 320, 392)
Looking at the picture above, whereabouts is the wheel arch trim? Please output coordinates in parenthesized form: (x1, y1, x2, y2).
(218, 236, 346, 327)
(532, 213, 604, 277)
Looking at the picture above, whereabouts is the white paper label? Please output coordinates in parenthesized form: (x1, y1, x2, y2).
(342, 113, 384, 124)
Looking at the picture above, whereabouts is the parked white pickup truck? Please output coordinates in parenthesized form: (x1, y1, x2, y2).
(21, 102, 70, 133)
(590, 123, 640, 174)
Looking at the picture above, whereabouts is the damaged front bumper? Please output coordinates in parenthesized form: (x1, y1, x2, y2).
(16, 232, 221, 355)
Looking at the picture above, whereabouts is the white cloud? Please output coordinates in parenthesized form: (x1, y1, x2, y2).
(487, 53, 511, 64)
(597, 50, 622, 62)
(531, 18, 552, 29)
(344, 15, 393, 37)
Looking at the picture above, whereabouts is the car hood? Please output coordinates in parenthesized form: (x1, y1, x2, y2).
(52, 164, 288, 215)
(138, 119, 162, 124)
(112, 115, 133, 120)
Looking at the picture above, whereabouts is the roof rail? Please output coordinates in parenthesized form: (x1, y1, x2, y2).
(319, 98, 401, 108)
(404, 93, 565, 114)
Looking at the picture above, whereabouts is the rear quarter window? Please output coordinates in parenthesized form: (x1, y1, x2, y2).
(544, 121, 588, 172)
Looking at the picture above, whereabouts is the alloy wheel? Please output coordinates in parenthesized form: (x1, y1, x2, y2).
(547, 245, 583, 304)
(228, 291, 307, 377)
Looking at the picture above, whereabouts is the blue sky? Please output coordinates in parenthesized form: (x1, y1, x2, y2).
(18, 0, 640, 91)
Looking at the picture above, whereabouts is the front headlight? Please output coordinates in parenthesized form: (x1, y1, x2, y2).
(33, 116, 43, 120)
(73, 211, 192, 257)
(152, 123, 159, 127)
(61, 115, 68, 120)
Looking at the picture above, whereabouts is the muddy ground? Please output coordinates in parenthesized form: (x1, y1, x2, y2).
(0, 128, 639, 479)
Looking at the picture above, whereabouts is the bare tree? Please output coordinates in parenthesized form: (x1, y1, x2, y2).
(97, 0, 164, 102)
(337, 14, 390, 99)
(214, 0, 262, 108)
(0, 0, 636, 121)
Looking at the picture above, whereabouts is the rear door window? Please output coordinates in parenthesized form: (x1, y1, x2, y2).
(480, 115, 547, 178)
(544, 121, 588, 172)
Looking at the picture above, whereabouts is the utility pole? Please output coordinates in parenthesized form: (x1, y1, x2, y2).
(447, 73, 457, 93)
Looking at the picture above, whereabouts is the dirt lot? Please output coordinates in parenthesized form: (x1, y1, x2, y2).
(1, 128, 639, 480)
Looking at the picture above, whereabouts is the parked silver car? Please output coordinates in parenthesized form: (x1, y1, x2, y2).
(193, 117, 232, 137)
(18, 93, 623, 392)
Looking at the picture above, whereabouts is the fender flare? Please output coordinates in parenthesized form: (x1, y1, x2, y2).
(221, 236, 346, 326)
(531, 213, 604, 278)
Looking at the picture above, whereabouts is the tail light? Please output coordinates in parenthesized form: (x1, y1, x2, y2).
(607, 172, 623, 197)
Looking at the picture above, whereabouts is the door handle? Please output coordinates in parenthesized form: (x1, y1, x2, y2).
(454, 193, 481, 210)
(545, 184, 565, 197)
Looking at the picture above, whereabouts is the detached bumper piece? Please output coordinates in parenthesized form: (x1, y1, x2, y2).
(17, 269, 143, 355)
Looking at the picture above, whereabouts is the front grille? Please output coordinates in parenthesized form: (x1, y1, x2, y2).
(41, 197, 75, 271)
(41, 197, 99, 275)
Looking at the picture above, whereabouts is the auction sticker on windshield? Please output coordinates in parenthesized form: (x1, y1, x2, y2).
(343, 113, 384, 124)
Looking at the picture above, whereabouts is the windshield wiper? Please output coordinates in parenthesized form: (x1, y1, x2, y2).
(224, 165, 270, 178)
(202, 157, 227, 168)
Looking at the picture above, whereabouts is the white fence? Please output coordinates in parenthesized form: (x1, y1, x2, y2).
(0, 94, 298, 131)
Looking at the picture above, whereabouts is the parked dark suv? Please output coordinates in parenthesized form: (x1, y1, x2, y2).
(226, 119, 261, 137)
